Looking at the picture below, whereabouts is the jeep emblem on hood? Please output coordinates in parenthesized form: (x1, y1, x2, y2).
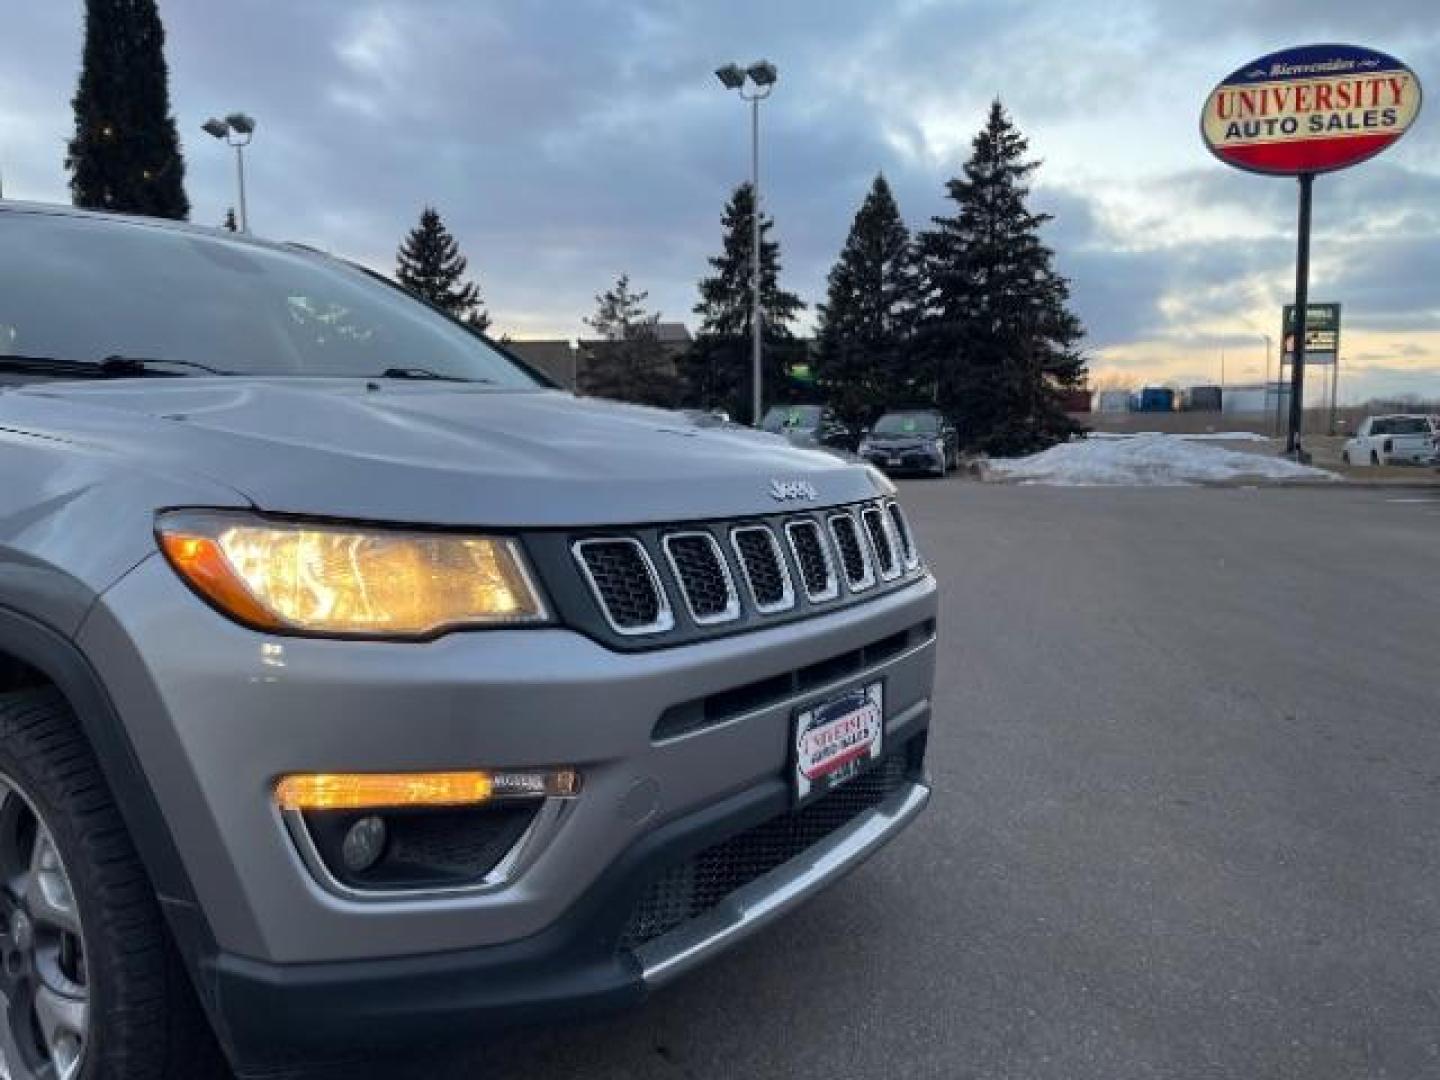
(770, 479, 819, 502)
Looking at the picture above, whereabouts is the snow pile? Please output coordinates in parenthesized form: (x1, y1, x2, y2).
(1173, 431, 1272, 443)
(987, 434, 1339, 487)
(1087, 431, 1272, 443)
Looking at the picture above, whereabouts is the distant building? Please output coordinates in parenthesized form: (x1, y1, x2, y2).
(1182, 385, 1223, 412)
(1133, 387, 1176, 413)
(1221, 383, 1288, 415)
(504, 339, 577, 388)
(653, 323, 694, 347)
(1094, 390, 1131, 414)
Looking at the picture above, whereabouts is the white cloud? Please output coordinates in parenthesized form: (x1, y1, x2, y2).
(0, 0, 1435, 397)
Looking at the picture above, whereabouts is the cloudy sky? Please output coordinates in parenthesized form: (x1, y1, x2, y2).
(2, 0, 1437, 402)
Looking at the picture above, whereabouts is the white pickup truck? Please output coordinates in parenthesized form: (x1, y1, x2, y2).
(1342, 414, 1440, 466)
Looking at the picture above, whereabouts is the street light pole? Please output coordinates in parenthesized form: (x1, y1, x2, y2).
(233, 140, 248, 233)
(202, 113, 256, 232)
(750, 92, 762, 430)
(1258, 332, 1275, 435)
(1286, 173, 1314, 456)
(715, 61, 778, 426)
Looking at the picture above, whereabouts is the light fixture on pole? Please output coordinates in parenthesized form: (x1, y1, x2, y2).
(202, 113, 256, 232)
(715, 60, 778, 427)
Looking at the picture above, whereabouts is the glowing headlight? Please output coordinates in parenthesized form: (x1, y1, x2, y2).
(157, 511, 546, 637)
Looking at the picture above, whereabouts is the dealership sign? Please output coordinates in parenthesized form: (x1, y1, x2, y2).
(1201, 44, 1422, 175)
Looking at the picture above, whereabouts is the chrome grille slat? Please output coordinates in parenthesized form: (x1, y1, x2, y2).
(861, 506, 901, 581)
(828, 512, 876, 592)
(785, 519, 839, 602)
(663, 532, 740, 625)
(886, 501, 919, 570)
(573, 538, 674, 635)
(574, 502, 917, 640)
(730, 526, 795, 614)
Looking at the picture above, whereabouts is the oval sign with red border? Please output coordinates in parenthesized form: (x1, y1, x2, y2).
(1202, 43, 1422, 176)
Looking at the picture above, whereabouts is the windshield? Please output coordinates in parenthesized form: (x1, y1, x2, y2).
(0, 213, 541, 386)
(873, 412, 941, 435)
(1378, 417, 1431, 436)
(761, 405, 822, 432)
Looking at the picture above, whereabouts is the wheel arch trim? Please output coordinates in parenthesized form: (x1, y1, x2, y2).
(0, 605, 219, 997)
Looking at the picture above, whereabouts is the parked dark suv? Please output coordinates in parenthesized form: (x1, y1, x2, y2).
(0, 203, 936, 1079)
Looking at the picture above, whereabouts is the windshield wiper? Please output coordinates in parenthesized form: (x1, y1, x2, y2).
(100, 354, 232, 377)
(377, 367, 491, 383)
(0, 354, 230, 379)
(0, 354, 110, 379)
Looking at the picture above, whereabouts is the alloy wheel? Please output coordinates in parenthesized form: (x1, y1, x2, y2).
(0, 776, 88, 1080)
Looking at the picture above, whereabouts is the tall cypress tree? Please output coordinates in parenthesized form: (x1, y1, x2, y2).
(682, 183, 804, 420)
(917, 101, 1086, 453)
(67, 0, 190, 219)
(814, 174, 919, 429)
(395, 207, 491, 329)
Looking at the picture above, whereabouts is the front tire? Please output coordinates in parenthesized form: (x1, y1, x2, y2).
(0, 689, 228, 1080)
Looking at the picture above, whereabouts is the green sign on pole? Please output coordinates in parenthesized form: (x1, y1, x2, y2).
(1282, 302, 1341, 365)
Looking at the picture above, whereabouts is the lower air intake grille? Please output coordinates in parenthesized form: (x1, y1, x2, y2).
(620, 746, 912, 951)
(574, 539, 671, 634)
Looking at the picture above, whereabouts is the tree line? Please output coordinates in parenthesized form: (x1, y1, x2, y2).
(62, 0, 1085, 453)
(389, 103, 1086, 454)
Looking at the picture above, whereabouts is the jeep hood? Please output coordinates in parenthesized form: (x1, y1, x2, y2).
(6, 380, 888, 526)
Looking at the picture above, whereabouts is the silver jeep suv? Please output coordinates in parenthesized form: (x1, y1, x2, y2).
(0, 203, 936, 1079)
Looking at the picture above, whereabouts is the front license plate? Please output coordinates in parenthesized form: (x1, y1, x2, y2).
(792, 682, 884, 804)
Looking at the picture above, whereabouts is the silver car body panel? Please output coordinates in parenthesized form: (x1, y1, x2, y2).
(76, 554, 935, 963)
(0, 382, 888, 527)
(0, 205, 934, 1019)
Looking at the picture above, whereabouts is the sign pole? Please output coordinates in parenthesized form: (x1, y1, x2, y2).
(1286, 173, 1313, 456)
(1329, 351, 1340, 435)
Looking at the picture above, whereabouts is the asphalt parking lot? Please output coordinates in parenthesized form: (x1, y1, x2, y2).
(392, 483, 1438, 1080)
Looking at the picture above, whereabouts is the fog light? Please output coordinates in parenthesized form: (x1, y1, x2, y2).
(340, 815, 387, 872)
(275, 768, 581, 812)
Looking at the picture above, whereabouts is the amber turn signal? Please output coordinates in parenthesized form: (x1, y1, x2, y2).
(274, 768, 581, 812)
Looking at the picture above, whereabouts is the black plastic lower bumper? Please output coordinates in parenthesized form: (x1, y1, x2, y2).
(203, 723, 929, 1078)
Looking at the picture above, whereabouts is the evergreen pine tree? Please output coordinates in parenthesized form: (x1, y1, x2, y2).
(682, 183, 804, 421)
(581, 274, 681, 408)
(395, 207, 490, 326)
(814, 174, 919, 429)
(67, 0, 190, 219)
(917, 101, 1086, 453)
(221, 207, 237, 232)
